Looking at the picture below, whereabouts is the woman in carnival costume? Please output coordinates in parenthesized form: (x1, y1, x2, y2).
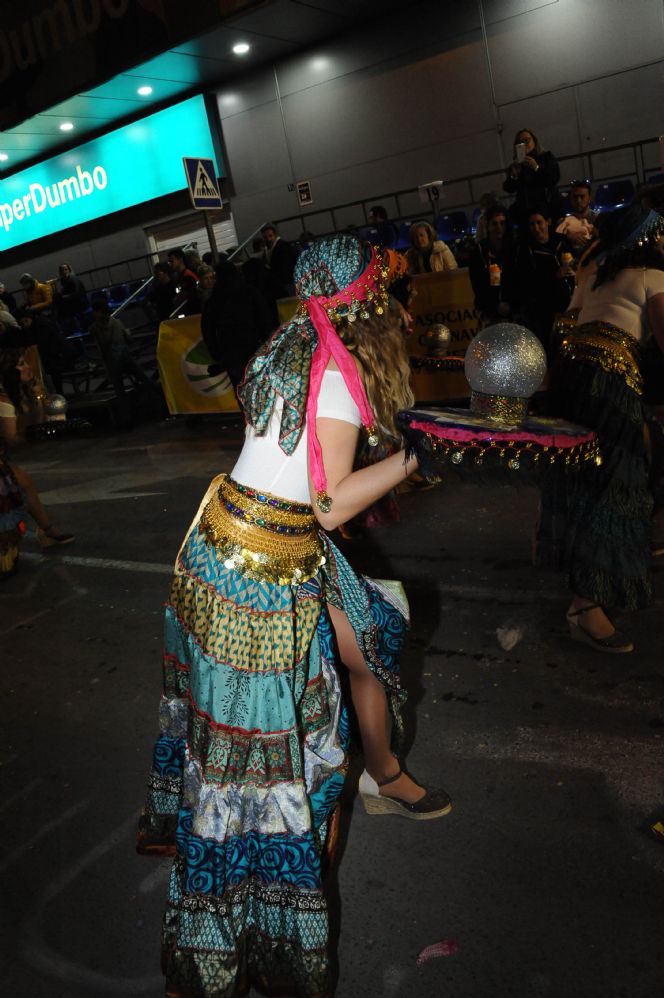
(549, 204, 664, 652)
(0, 348, 74, 571)
(138, 234, 452, 998)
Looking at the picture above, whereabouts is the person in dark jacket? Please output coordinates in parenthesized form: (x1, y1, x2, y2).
(468, 204, 518, 327)
(514, 207, 575, 356)
(503, 128, 561, 231)
(54, 264, 88, 327)
(17, 310, 74, 394)
(149, 263, 177, 321)
(0, 282, 17, 316)
(201, 259, 274, 391)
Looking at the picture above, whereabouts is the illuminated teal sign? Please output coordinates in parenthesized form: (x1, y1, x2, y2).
(0, 95, 220, 251)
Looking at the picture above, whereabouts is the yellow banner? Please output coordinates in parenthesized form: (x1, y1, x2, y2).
(157, 316, 240, 415)
(405, 269, 479, 402)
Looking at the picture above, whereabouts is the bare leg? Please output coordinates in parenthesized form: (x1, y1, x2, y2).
(327, 602, 425, 805)
(569, 595, 616, 639)
(11, 464, 51, 529)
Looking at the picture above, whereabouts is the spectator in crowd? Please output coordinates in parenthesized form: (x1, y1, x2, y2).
(197, 264, 216, 306)
(556, 179, 599, 256)
(18, 310, 73, 394)
(474, 192, 504, 243)
(88, 294, 155, 398)
(261, 222, 299, 303)
(0, 282, 17, 316)
(19, 273, 53, 314)
(54, 263, 89, 332)
(469, 204, 518, 327)
(185, 248, 203, 275)
(167, 248, 201, 315)
(201, 251, 215, 267)
(241, 237, 273, 316)
(149, 263, 176, 321)
(0, 300, 20, 331)
(406, 221, 458, 274)
(503, 128, 561, 231)
(515, 206, 575, 356)
(368, 205, 398, 247)
(0, 348, 74, 552)
(201, 258, 273, 390)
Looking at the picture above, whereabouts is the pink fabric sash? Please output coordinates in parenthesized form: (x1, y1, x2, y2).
(306, 297, 376, 499)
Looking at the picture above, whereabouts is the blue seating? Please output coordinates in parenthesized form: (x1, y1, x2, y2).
(648, 172, 664, 185)
(393, 222, 412, 250)
(106, 283, 128, 308)
(435, 211, 469, 241)
(593, 179, 634, 212)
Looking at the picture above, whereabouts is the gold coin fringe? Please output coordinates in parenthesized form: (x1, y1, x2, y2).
(199, 478, 326, 585)
(559, 322, 643, 395)
(421, 432, 603, 473)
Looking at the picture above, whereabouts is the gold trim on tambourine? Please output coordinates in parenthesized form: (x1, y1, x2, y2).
(559, 321, 643, 395)
(420, 433, 602, 471)
(198, 477, 325, 585)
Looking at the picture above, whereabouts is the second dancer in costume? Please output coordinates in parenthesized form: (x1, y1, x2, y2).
(138, 234, 451, 998)
(550, 205, 664, 651)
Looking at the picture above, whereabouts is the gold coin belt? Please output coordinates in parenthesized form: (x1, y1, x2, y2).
(198, 476, 325, 586)
(560, 322, 643, 395)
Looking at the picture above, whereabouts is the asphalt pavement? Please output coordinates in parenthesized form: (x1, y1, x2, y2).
(1, 416, 663, 998)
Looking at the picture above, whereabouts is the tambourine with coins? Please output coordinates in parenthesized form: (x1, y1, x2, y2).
(398, 322, 600, 485)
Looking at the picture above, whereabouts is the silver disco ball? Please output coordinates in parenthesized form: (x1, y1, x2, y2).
(464, 323, 546, 398)
(421, 323, 452, 357)
(44, 394, 68, 420)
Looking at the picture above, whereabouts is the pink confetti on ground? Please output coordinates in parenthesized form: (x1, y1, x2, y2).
(416, 939, 459, 965)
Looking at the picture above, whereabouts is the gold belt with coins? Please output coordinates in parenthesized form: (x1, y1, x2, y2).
(198, 475, 325, 585)
(558, 321, 643, 395)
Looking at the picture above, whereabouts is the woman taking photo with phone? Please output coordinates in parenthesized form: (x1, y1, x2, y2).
(503, 127, 561, 230)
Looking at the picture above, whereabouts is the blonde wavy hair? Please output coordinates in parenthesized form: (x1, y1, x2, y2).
(336, 303, 414, 442)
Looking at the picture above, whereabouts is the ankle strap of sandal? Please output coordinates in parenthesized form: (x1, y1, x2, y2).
(567, 603, 602, 617)
(377, 769, 403, 787)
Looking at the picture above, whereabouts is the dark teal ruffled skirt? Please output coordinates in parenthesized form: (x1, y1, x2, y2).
(543, 355, 653, 610)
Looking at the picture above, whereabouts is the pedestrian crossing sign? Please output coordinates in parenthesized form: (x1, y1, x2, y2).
(183, 157, 222, 209)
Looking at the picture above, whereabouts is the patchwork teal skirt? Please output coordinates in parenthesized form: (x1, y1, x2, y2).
(138, 476, 408, 997)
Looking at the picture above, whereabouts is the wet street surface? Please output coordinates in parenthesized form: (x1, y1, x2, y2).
(1, 417, 663, 998)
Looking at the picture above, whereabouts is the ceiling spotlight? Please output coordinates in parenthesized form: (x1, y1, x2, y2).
(59, 122, 74, 132)
(137, 85, 153, 96)
(232, 42, 250, 55)
(0, 153, 8, 162)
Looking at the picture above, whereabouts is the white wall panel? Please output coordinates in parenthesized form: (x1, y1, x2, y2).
(499, 86, 579, 160)
(282, 44, 495, 179)
(488, 0, 664, 105)
(220, 103, 294, 197)
(576, 62, 664, 149)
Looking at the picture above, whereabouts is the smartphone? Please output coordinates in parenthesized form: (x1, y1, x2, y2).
(515, 142, 526, 163)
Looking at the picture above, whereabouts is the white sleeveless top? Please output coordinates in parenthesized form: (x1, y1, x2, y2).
(572, 265, 664, 343)
(231, 369, 361, 502)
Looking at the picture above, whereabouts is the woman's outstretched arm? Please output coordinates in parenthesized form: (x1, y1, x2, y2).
(309, 416, 418, 531)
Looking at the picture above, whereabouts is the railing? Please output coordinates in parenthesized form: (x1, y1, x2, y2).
(269, 134, 663, 238)
(8, 133, 663, 308)
(111, 274, 154, 319)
